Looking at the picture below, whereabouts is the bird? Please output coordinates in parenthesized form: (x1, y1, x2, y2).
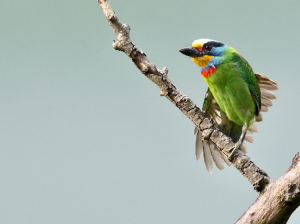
(179, 39, 278, 173)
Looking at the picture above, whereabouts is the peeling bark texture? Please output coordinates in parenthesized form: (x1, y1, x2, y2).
(236, 153, 300, 224)
(98, 1, 300, 223)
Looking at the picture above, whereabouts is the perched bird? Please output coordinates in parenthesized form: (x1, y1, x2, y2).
(179, 39, 278, 173)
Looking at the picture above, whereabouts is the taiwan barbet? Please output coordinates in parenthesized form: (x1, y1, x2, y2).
(179, 39, 278, 173)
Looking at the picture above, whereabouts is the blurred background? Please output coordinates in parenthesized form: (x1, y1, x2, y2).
(1, 0, 300, 223)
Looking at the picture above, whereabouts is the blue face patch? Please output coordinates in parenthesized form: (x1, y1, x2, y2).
(207, 47, 224, 57)
(202, 40, 225, 57)
(202, 46, 228, 70)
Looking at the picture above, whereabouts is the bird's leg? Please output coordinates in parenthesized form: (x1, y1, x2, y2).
(228, 124, 247, 160)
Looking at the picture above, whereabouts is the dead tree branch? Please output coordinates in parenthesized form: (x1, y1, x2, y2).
(97, 1, 300, 223)
(236, 153, 300, 224)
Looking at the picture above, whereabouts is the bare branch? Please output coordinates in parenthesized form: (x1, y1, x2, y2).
(97, 0, 270, 192)
(98, 1, 300, 223)
(236, 153, 300, 224)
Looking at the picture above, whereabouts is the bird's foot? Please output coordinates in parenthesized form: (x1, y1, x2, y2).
(228, 140, 242, 161)
(228, 123, 248, 161)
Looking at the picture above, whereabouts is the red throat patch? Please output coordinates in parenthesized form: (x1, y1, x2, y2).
(201, 66, 217, 78)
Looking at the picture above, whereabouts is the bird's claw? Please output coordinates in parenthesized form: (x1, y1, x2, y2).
(228, 123, 247, 161)
(228, 141, 242, 161)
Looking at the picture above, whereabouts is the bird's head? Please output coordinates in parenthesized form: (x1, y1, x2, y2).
(179, 39, 233, 68)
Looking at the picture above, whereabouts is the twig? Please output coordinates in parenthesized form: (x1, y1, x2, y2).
(97, 0, 269, 192)
(97, 1, 300, 223)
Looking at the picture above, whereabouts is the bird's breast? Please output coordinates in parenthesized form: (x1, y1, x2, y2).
(204, 72, 256, 126)
(201, 66, 217, 78)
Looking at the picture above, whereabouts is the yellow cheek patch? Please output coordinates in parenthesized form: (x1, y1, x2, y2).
(191, 55, 213, 68)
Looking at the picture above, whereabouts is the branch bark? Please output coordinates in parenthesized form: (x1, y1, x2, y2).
(97, 1, 300, 223)
(236, 153, 300, 224)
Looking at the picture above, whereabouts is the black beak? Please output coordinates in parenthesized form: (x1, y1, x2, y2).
(179, 47, 202, 57)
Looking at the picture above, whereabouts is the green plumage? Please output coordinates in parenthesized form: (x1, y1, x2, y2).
(203, 49, 261, 143)
(179, 39, 278, 171)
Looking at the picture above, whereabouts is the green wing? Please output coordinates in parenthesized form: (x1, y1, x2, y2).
(202, 88, 219, 121)
(232, 53, 261, 116)
(202, 88, 233, 137)
(200, 88, 233, 171)
(198, 59, 277, 173)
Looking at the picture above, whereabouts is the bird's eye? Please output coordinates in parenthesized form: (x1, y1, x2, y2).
(204, 45, 212, 51)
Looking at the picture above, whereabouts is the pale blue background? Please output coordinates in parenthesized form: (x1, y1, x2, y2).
(1, 1, 300, 223)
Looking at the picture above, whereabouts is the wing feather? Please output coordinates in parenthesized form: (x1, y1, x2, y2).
(209, 143, 224, 170)
(245, 135, 254, 143)
(249, 123, 257, 132)
(203, 140, 213, 174)
(261, 98, 273, 107)
(193, 73, 277, 173)
(195, 129, 203, 161)
(241, 142, 247, 153)
(261, 89, 276, 100)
